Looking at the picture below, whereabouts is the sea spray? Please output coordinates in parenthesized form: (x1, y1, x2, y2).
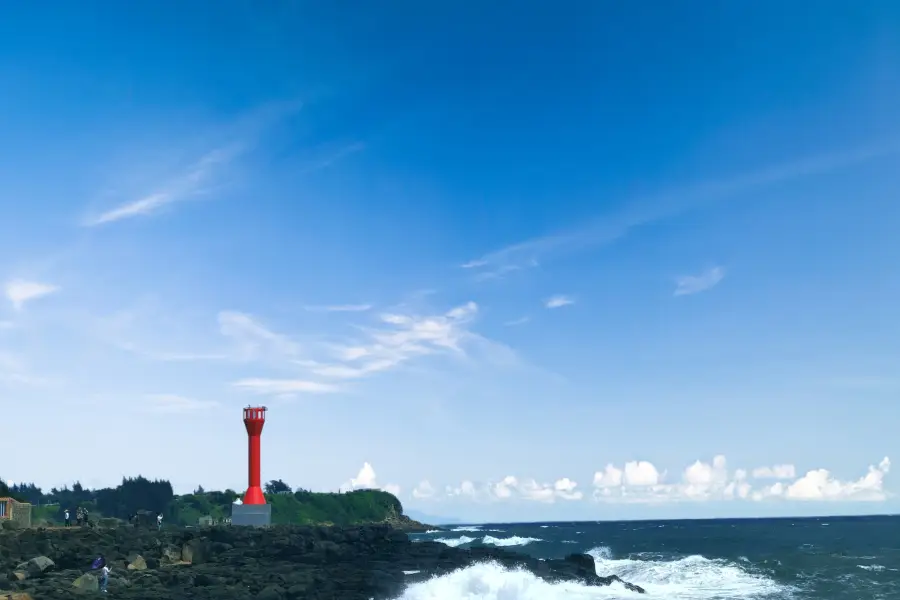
(588, 547, 786, 599)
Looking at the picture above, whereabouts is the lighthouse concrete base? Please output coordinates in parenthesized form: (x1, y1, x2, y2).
(231, 503, 272, 527)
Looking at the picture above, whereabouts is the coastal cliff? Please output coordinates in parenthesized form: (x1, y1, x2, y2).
(1, 525, 644, 599)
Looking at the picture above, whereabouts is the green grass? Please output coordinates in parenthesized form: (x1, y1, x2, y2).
(172, 489, 404, 526)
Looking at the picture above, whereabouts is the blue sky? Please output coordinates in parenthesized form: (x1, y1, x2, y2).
(1, 2, 899, 522)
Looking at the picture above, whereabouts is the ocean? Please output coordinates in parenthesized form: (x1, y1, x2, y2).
(401, 515, 900, 599)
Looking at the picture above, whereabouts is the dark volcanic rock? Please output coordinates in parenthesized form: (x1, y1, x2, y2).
(0, 525, 645, 599)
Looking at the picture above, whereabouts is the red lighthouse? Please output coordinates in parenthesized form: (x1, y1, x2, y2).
(242, 406, 267, 505)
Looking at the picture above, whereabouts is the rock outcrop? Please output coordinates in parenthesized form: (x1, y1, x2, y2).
(1, 525, 644, 599)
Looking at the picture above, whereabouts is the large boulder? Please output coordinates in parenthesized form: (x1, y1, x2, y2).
(181, 539, 209, 565)
(127, 555, 147, 571)
(14, 556, 55, 578)
(160, 544, 182, 564)
(72, 572, 99, 592)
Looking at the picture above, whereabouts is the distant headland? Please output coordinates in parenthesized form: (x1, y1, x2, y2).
(0, 475, 430, 531)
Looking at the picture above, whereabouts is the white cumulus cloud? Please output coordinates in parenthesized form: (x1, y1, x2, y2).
(593, 464, 624, 488)
(422, 456, 892, 506)
(412, 480, 436, 499)
(340, 462, 401, 497)
(752, 464, 797, 479)
(438, 476, 585, 504)
(782, 457, 890, 501)
(624, 460, 661, 486)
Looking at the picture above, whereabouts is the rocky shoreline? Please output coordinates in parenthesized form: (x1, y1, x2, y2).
(1, 525, 644, 599)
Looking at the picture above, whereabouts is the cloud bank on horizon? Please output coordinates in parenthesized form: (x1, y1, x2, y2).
(355, 455, 893, 507)
(2, 2, 899, 521)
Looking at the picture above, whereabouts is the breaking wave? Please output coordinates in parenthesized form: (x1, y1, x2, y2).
(432, 536, 477, 547)
(481, 535, 542, 547)
(393, 561, 641, 599)
(391, 546, 787, 599)
(588, 546, 786, 598)
(431, 535, 541, 548)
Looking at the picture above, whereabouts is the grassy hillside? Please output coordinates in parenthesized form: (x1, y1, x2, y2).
(172, 488, 417, 527)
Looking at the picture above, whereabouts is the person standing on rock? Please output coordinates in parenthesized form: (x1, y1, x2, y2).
(64, 508, 71, 527)
(157, 513, 163, 530)
(99, 563, 111, 593)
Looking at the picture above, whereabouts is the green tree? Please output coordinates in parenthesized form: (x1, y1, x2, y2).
(264, 479, 292, 495)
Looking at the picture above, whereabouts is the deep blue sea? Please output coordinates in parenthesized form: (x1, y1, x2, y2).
(402, 515, 900, 599)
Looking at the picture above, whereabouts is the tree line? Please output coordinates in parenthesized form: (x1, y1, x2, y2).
(1, 476, 403, 527)
(2, 476, 174, 520)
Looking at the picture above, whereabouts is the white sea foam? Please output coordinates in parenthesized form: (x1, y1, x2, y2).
(391, 548, 787, 600)
(588, 546, 786, 599)
(392, 561, 641, 599)
(433, 536, 476, 547)
(857, 564, 895, 572)
(481, 535, 542, 547)
(451, 526, 483, 532)
(404, 570, 421, 575)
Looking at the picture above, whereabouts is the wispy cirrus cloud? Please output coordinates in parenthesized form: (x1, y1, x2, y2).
(84, 145, 242, 226)
(88, 305, 304, 364)
(92, 297, 519, 398)
(83, 99, 304, 227)
(303, 304, 372, 313)
(545, 295, 575, 309)
(223, 300, 521, 397)
(825, 376, 900, 390)
(143, 394, 220, 414)
(231, 378, 339, 395)
(674, 266, 725, 296)
(0, 352, 25, 384)
(504, 316, 531, 327)
(460, 143, 900, 280)
(0, 351, 51, 387)
(82, 305, 230, 362)
(299, 301, 513, 381)
(296, 141, 366, 176)
(4, 279, 59, 310)
(218, 310, 300, 361)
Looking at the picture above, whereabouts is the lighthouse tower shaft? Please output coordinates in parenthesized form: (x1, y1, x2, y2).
(243, 406, 267, 505)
